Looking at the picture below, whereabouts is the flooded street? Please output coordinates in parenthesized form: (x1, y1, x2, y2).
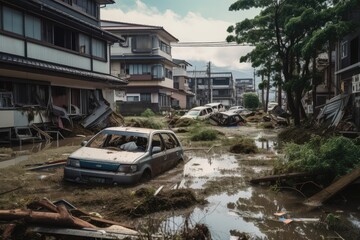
(1, 125, 360, 239)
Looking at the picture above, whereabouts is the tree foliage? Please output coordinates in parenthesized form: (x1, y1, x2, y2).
(227, 0, 358, 125)
(278, 136, 360, 178)
(243, 92, 260, 109)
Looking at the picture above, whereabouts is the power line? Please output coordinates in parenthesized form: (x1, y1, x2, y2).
(171, 41, 254, 47)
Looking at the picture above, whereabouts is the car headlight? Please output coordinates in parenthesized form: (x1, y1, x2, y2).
(118, 164, 137, 173)
(67, 158, 80, 168)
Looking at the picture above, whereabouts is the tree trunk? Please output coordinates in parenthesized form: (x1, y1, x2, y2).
(266, 73, 270, 112)
(312, 53, 317, 115)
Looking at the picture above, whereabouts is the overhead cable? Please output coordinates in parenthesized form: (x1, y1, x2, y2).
(171, 41, 254, 47)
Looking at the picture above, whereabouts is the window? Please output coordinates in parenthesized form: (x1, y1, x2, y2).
(53, 25, 77, 51)
(213, 78, 230, 85)
(79, 33, 90, 54)
(129, 64, 151, 75)
(42, 21, 54, 43)
(25, 15, 41, 40)
(159, 41, 171, 54)
(140, 93, 151, 102)
(152, 65, 164, 79)
(3, 6, 23, 35)
(73, 0, 98, 18)
(341, 41, 348, 59)
(151, 134, 164, 152)
(131, 35, 152, 52)
(126, 95, 139, 102)
(92, 38, 106, 59)
(161, 133, 179, 149)
(165, 68, 172, 79)
(350, 37, 359, 65)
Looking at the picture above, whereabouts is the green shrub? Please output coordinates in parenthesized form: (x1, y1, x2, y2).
(141, 108, 155, 118)
(277, 136, 360, 178)
(125, 117, 164, 129)
(190, 128, 218, 141)
(243, 93, 260, 109)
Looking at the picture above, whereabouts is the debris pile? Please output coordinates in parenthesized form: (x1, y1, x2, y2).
(0, 198, 139, 239)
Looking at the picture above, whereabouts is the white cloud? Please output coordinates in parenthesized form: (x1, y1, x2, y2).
(101, 1, 254, 72)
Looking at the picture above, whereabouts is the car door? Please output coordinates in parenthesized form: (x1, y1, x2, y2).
(149, 133, 166, 175)
(160, 133, 181, 169)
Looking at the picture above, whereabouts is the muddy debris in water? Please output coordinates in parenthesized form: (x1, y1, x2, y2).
(229, 230, 251, 240)
(181, 223, 211, 240)
(228, 138, 258, 154)
(116, 188, 202, 217)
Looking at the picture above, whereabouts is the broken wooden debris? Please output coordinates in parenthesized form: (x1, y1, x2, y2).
(27, 226, 157, 240)
(0, 186, 22, 196)
(0, 207, 95, 229)
(250, 172, 316, 184)
(304, 167, 360, 207)
(26, 160, 67, 171)
(0, 198, 139, 239)
(154, 185, 164, 196)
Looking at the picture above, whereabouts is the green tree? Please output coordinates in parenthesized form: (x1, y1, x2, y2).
(227, 0, 357, 125)
(243, 92, 260, 109)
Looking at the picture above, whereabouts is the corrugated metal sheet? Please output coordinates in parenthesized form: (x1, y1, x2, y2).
(317, 94, 350, 127)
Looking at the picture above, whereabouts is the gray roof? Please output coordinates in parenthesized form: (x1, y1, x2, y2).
(0, 53, 127, 85)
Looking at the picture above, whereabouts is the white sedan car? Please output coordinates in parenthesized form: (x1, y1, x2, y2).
(180, 106, 213, 120)
(64, 127, 184, 185)
(228, 105, 245, 113)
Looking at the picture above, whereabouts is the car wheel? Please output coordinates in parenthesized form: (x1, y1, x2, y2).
(139, 169, 152, 183)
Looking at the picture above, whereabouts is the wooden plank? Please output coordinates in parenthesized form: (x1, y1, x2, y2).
(304, 167, 360, 206)
(26, 161, 66, 171)
(250, 172, 314, 184)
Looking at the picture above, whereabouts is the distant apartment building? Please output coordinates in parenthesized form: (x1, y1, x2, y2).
(187, 71, 235, 107)
(235, 78, 254, 105)
(172, 59, 194, 109)
(101, 20, 179, 115)
(0, 0, 126, 142)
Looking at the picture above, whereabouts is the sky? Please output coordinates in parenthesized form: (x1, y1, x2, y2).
(100, 0, 260, 80)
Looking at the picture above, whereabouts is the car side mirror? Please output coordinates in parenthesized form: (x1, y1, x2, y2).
(81, 141, 88, 146)
(152, 146, 161, 154)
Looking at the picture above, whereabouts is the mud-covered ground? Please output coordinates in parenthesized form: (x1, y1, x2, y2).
(1, 123, 360, 239)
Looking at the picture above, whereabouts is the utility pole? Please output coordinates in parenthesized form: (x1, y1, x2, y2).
(253, 68, 256, 92)
(194, 67, 197, 106)
(207, 61, 212, 103)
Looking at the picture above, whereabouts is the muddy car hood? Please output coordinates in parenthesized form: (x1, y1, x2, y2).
(70, 147, 146, 164)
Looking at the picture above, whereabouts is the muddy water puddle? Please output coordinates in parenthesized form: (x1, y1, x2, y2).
(169, 150, 355, 239)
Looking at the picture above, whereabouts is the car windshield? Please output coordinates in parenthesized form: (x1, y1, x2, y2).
(186, 110, 200, 116)
(229, 107, 237, 110)
(87, 130, 149, 152)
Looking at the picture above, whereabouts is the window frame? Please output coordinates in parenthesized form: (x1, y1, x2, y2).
(341, 41, 348, 59)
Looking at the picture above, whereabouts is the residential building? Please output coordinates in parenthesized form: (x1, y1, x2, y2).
(101, 20, 179, 115)
(335, 6, 360, 127)
(187, 71, 235, 107)
(172, 59, 194, 109)
(235, 78, 254, 105)
(0, 0, 127, 142)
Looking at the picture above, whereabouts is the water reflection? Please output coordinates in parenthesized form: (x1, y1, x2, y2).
(169, 151, 337, 239)
(255, 133, 277, 151)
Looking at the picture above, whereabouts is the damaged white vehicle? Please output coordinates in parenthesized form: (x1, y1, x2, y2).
(64, 127, 184, 185)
